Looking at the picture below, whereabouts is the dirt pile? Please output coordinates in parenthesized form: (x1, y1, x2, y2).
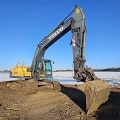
(0, 80, 119, 120)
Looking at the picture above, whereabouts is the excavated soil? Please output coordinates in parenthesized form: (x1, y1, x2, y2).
(0, 80, 120, 120)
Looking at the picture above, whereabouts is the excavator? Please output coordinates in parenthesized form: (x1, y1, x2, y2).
(10, 5, 110, 114)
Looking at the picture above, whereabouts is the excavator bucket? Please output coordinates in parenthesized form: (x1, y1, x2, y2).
(78, 80, 110, 114)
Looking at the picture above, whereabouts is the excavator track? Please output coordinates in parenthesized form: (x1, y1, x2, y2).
(37, 79, 61, 90)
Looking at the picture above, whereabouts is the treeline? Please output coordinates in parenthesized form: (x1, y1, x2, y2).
(93, 67, 120, 72)
(0, 67, 120, 73)
(0, 70, 9, 73)
(54, 67, 120, 72)
(54, 69, 72, 72)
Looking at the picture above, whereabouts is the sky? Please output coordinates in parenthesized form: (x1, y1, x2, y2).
(0, 0, 120, 70)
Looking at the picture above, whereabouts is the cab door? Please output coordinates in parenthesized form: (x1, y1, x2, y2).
(39, 60, 45, 78)
(44, 60, 52, 78)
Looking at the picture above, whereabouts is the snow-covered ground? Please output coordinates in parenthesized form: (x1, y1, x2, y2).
(0, 72, 120, 87)
(0, 73, 17, 81)
(53, 71, 120, 87)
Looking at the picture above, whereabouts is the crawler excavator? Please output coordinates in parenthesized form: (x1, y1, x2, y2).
(10, 5, 110, 114)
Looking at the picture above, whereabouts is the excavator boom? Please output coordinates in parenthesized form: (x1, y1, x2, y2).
(30, 6, 87, 82)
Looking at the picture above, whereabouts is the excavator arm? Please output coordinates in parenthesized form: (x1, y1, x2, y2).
(31, 6, 88, 82)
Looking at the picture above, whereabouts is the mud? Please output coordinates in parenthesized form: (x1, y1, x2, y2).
(0, 80, 119, 120)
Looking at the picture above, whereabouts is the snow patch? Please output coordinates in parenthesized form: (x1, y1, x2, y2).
(0, 72, 120, 87)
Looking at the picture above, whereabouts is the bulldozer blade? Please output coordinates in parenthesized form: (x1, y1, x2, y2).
(78, 80, 110, 114)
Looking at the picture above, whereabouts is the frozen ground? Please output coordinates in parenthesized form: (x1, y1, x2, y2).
(53, 71, 120, 87)
(0, 73, 17, 81)
(0, 72, 120, 87)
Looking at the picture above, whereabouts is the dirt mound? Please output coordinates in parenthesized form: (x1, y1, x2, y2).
(0, 80, 119, 120)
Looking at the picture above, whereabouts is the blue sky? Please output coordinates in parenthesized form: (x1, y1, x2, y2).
(0, 0, 120, 70)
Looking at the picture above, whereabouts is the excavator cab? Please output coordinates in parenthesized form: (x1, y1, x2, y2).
(38, 59, 52, 78)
